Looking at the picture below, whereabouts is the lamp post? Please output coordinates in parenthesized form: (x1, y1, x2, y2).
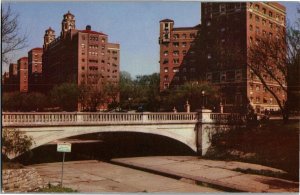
(128, 97, 132, 111)
(201, 90, 205, 109)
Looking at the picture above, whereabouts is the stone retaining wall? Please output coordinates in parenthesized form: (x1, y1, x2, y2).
(2, 168, 44, 192)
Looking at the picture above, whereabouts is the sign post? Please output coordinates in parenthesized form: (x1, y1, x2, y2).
(57, 142, 71, 187)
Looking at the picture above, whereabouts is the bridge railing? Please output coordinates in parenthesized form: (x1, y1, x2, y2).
(2, 112, 246, 127)
(210, 113, 246, 124)
(2, 112, 199, 127)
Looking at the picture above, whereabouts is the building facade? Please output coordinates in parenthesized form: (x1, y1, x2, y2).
(17, 57, 29, 93)
(159, 19, 201, 91)
(28, 48, 43, 92)
(201, 2, 286, 113)
(43, 11, 120, 111)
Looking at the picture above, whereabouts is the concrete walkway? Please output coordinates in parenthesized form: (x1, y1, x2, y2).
(111, 156, 299, 192)
(29, 160, 219, 192)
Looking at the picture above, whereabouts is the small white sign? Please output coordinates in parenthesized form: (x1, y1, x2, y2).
(57, 142, 71, 153)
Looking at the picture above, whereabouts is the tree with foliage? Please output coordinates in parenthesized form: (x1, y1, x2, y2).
(1, 5, 27, 64)
(248, 6, 300, 121)
(162, 81, 220, 111)
(119, 72, 161, 111)
(104, 82, 120, 110)
(2, 92, 48, 111)
(49, 83, 79, 111)
(78, 84, 107, 112)
(2, 128, 33, 160)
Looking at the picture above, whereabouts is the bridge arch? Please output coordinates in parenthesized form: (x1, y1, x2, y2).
(21, 125, 197, 153)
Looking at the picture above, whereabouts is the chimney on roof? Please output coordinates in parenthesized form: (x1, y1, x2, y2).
(86, 25, 91, 30)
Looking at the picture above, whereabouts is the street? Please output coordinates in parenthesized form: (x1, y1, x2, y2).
(29, 160, 219, 192)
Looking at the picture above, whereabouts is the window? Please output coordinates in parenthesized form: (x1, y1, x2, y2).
(255, 4, 259, 11)
(262, 19, 266, 26)
(173, 51, 179, 56)
(255, 26, 260, 34)
(269, 11, 273, 17)
(182, 50, 187, 55)
(249, 25, 253, 31)
(164, 23, 169, 28)
(221, 27, 225, 32)
(82, 59, 85, 62)
(256, 97, 260, 103)
(207, 21, 211, 26)
(256, 85, 260, 91)
(182, 42, 187, 47)
(262, 8, 266, 15)
(269, 21, 273, 28)
(173, 34, 179, 39)
(164, 75, 168, 81)
(220, 4, 226, 13)
(164, 51, 168, 56)
(101, 38, 105, 43)
(173, 68, 179, 72)
(164, 67, 168, 73)
(255, 16, 260, 22)
(173, 59, 179, 64)
(81, 44, 85, 48)
(250, 37, 253, 44)
(249, 13, 253, 19)
(182, 34, 187, 38)
(190, 33, 196, 38)
(173, 42, 179, 47)
(207, 53, 212, 59)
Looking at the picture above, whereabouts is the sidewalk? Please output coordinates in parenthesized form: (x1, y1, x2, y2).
(111, 156, 299, 192)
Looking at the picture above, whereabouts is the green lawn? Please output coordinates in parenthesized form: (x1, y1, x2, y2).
(206, 119, 299, 181)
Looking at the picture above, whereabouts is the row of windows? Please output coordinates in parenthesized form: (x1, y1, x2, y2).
(163, 50, 189, 56)
(250, 96, 274, 104)
(173, 33, 197, 39)
(249, 14, 282, 31)
(164, 67, 196, 73)
(250, 3, 284, 22)
(206, 71, 243, 83)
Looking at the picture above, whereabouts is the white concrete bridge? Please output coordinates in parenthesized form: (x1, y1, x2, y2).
(2, 110, 246, 156)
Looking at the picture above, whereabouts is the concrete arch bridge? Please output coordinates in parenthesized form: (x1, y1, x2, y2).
(2, 110, 246, 157)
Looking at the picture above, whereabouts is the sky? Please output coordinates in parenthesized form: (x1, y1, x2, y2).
(2, 1, 299, 78)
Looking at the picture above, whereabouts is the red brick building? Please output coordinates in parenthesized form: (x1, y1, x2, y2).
(43, 11, 120, 111)
(28, 48, 43, 92)
(17, 57, 29, 93)
(159, 19, 201, 91)
(201, 2, 286, 113)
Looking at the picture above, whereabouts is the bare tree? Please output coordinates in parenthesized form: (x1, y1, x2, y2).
(1, 5, 27, 64)
(248, 8, 300, 121)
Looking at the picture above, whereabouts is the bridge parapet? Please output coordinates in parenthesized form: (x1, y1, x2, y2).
(2, 111, 246, 127)
(2, 112, 199, 127)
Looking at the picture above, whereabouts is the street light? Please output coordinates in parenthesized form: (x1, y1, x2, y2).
(201, 90, 205, 109)
(128, 97, 132, 111)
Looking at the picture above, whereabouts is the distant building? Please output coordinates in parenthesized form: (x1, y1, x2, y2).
(28, 48, 43, 92)
(43, 11, 120, 111)
(159, 19, 201, 91)
(17, 57, 29, 93)
(201, 2, 286, 113)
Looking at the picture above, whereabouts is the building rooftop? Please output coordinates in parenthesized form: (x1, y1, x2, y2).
(160, 19, 174, 23)
(78, 30, 107, 36)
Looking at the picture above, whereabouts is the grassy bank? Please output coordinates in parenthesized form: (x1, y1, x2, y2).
(206, 119, 299, 181)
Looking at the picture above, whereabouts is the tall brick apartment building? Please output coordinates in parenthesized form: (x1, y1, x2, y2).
(43, 11, 120, 110)
(159, 19, 201, 91)
(17, 57, 29, 93)
(160, 2, 286, 113)
(201, 2, 286, 113)
(28, 48, 43, 92)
